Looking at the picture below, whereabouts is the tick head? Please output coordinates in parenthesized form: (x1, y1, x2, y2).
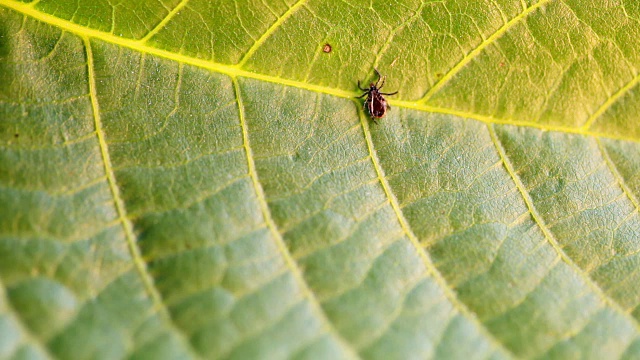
(369, 82, 376, 90)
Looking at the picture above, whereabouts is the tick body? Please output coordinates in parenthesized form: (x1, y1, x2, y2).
(356, 69, 398, 123)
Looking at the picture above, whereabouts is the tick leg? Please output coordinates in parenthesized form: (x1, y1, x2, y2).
(372, 117, 378, 125)
(380, 90, 398, 96)
(357, 80, 367, 91)
(355, 92, 368, 98)
(374, 68, 382, 87)
(378, 75, 386, 90)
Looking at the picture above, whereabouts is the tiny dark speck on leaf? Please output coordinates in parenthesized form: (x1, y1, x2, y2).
(14, 133, 19, 138)
(436, 73, 443, 77)
(322, 43, 332, 53)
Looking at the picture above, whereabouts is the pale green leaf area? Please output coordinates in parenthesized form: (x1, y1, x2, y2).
(1, 0, 640, 358)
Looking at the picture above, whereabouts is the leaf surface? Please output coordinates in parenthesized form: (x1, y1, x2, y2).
(1, 0, 640, 358)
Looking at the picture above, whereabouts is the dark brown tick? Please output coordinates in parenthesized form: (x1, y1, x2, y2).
(356, 68, 398, 124)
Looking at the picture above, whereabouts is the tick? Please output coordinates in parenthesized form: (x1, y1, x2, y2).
(356, 68, 398, 124)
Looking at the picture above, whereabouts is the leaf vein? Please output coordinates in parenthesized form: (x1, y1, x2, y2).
(232, 77, 361, 359)
(0, 280, 54, 359)
(595, 139, 640, 308)
(293, 199, 393, 262)
(582, 72, 640, 130)
(316, 231, 404, 305)
(419, 0, 553, 102)
(487, 123, 640, 332)
(358, 274, 433, 351)
(126, 174, 249, 221)
(371, 0, 428, 71)
(482, 256, 561, 325)
(83, 37, 201, 360)
(236, 0, 308, 67)
(356, 102, 516, 358)
(139, 0, 190, 43)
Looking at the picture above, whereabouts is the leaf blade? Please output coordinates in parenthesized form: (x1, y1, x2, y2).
(3, 0, 640, 358)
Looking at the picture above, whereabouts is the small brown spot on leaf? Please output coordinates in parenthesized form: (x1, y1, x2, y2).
(322, 43, 332, 53)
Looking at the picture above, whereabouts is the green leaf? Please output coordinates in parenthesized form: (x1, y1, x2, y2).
(1, 0, 640, 358)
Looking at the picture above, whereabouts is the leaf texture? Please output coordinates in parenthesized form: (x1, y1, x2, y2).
(1, 0, 640, 359)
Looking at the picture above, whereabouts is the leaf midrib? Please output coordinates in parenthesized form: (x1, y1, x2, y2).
(2, 0, 638, 145)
